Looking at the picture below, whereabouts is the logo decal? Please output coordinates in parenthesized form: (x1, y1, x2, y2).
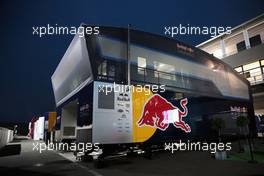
(137, 94, 191, 133)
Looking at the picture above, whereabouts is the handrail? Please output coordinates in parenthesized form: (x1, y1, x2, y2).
(249, 73, 264, 85)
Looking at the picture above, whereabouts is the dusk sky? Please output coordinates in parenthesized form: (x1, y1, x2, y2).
(1, 0, 264, 123)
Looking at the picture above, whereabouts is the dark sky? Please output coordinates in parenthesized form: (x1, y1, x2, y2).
(1, 0, 264, 123)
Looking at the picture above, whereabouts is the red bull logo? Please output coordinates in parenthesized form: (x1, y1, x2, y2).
(137, 94, 191, 133)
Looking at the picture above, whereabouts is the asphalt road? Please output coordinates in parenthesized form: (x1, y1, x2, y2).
(0, 137, 264, 176)
(0, 137, 100, 176)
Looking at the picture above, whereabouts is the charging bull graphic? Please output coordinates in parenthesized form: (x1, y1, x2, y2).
(137, 94, 191, 133)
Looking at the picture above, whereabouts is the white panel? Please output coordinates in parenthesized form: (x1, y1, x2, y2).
(51, 33, 93, 106)
(60, 103, 77, 139)
(34, 117, 45, 140)
(92, 81, 133, 144)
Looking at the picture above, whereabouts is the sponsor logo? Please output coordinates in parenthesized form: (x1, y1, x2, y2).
(137, 94, 191, 133)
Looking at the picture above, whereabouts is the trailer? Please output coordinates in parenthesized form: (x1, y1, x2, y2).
(28, 116, 45, 140)
(29, 112, 57, 142)
(51, 25, 255, 166)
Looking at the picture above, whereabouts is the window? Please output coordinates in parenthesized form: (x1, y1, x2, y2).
(255, 75, 263, 82)
(175, 93, 183, 100)
(98, 87, 115, 109)
(224, 33, 244, 56)
(236, 41, 246, 52)
(245, 68, 262, 80)
(249, 68, 261, 77)
(243, 61, 261, 83)
(63, 127, 75, 136)
(138, 57, 146, 68)
(243, 61, 260, 71)
(249, 35, 262, 47)
(244, 72, 250, 78)
(248, 23, 264, 46)
(234, 66, 242, 73)
(261, 60, 264, 66)
(137, 57, 146, 75)
(98, 60, 107, 76)
(154, 61, 176, 80)
(108, 64, 115, 78)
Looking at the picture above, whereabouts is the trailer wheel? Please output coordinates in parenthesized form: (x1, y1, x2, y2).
(94, 156, 104, 168)
(143, 147, 152, 159)
(144, 151, 152, 159)
(83, 154, 93, 162)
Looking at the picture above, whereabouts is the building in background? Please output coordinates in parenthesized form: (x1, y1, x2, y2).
(197, 13, 264, 115)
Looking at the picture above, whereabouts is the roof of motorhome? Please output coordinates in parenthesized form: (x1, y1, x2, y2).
(82, 25, 224, 64)
(82, 25, 248, 81)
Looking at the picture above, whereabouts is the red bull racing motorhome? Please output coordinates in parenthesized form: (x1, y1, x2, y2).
(51, 25, 255, 167)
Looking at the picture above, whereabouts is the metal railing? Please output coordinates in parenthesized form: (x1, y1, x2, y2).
(96, 65, 178, 86)
(134, 66, 178, 85)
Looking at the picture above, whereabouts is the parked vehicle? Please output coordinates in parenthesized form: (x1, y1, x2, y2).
(51, 25, 255, 167)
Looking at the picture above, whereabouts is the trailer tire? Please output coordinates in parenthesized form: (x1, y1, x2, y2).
(94, 156, 104, 168)
(144, 151, 152, 159)
(83, 154, 93, 162)
(143, 147, 152, 159)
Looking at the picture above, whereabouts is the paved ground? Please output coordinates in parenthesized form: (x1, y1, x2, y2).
(0, 137, 100, 176)
(0, 137, 264, 176)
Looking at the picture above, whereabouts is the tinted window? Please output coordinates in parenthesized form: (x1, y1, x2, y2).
(98, 87, 115, 109)
(236, 41, 246, 52)
(249, 35, 261, 47)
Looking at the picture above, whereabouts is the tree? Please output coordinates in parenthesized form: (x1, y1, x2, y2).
(211, 117, 226, 142)
(236, 115, 249, 152)
(237, 115, 249, 139)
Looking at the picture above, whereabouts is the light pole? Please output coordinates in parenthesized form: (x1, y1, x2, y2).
(127, 24, 131, 85)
